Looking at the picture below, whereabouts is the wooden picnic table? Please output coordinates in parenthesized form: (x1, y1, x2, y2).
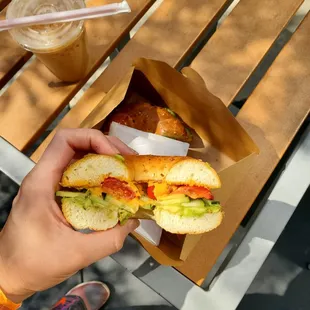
(1, 0, 309, 287)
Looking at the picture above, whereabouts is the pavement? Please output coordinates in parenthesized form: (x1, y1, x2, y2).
(237, 185, 310, 310)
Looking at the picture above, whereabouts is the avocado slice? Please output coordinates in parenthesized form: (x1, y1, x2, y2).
(157, 198, 222, 218)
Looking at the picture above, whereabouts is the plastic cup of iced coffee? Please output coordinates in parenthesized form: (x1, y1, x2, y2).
(7, 0, 89, 82)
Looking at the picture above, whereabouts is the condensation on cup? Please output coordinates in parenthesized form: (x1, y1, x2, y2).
(7, 0, 89, 82)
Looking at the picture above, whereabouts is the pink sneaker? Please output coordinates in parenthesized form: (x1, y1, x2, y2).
(52, 281, 110, 310)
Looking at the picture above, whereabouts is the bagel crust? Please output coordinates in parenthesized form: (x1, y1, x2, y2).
(124, 155, 187, 182)
(61, 154, 221, 188)
(154, 209, 223, 234)
(59, 154, 223, 234)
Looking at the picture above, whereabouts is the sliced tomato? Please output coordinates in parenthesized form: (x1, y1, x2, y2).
(147, 186, 156, 200)
(101, 177, 136, 200)
(173, 186, 214, 200)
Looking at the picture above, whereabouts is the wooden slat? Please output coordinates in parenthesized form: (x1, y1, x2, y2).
(189, 0, 304, 105)
(177, 12, 310, 284)
(31, 0, 234, 162)
(0, 10, 31, 89)
(0, 0, 154, 151)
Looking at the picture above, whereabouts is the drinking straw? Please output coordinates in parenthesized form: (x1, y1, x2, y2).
(0, 0, 131, 31)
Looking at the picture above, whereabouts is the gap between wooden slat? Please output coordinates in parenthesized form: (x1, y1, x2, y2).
(177, 10, 310, 285)
(0, 0, 155, 151)
(31, 0, 234, 162)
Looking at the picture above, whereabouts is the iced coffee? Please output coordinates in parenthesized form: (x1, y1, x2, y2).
(7, 0, 89, 82)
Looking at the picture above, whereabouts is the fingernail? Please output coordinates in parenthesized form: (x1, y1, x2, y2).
(129, 148, 139, 155)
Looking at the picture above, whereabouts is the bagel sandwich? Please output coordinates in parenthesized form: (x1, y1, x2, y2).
(56, 154, 223, 234)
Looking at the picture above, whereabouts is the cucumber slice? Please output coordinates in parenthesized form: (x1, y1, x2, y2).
(158, 194, 187, 201)
(56, 191, 86, 198)
(157, 204, 182, 214)
(181, 199, 205, 208)
(158, 197, 190, 205)
(182, 207, 207, 217)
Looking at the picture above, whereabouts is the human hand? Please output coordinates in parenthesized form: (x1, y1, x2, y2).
(0, 129, 139, 303)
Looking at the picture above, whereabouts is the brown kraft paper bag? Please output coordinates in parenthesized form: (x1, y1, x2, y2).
(80, 58, 259, 266)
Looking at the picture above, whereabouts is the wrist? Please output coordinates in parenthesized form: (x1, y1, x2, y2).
(0, 287, 26, 304)
(0, 238, 29, 304)
(0, 290, 22, 309)
(0, 262, 26, 304)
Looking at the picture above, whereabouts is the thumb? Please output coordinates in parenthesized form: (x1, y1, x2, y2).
(76, 220, 139, 266)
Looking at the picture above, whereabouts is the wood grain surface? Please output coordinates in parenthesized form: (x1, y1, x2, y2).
(189, 0, 304, 105)
(0, 0, 154, 151)
(31, 0, 234, 162)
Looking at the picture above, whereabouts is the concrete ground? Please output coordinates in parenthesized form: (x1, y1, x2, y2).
(238, 185, 310, 310)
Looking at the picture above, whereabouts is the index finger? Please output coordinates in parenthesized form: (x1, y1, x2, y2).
(32, 128, 134, 188)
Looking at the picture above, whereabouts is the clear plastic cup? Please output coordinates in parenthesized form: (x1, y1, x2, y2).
(7, 0, 89, 82)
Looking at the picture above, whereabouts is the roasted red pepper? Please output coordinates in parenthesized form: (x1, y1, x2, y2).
(147, 186, 156, 200)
